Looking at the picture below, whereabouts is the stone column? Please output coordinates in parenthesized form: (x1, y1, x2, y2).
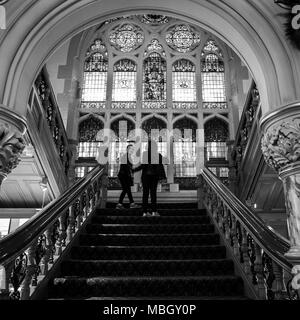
(0, 106, 27, 188)
(261, 101, 300, 290)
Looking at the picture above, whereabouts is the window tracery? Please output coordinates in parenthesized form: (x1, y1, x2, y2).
(165, 25, 201, 53)
(109, 23, 144, 52)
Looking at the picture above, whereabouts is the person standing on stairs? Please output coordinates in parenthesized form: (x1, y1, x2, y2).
(116, 144, 141, 210)
(133, 139, 167, 217)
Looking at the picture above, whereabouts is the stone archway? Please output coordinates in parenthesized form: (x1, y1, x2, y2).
(0, 0, 299, 118)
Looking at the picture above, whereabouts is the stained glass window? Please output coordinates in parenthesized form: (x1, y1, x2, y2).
(112, 59, 137, 104)
(109, 24, 144, 52)
(166, 25, 201, 53)
(82, 39, 108, 104)
(172, 59, 196, 102)
(173, 118, 197, 177)
(143, 53, 167, 109)
(77, 117, 104, 158)
(204, 118, 229, 160)
(201, 40, 227, 108)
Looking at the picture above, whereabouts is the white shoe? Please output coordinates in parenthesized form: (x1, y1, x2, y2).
(143, 212, 151, 217)
(116, 203, 124, 210)
(152, 212, 160, 217)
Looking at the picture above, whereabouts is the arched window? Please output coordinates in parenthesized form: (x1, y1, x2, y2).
(172, 59, 196, 108)
(109, 118, 135, 177)
(204, 117, 229, 161)
(173, 118, 197, 177)
(143, 53, 167, 109)
(201, 40, 227, 110)
(112, 59, 137, 109)
(78, 117, 104, 158)
(81, 39, 108, 108)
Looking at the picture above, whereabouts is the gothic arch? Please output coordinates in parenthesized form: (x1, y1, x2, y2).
(1, 0, 299, 117)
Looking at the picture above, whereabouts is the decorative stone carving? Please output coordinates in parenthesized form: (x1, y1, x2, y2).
(0, 106, 27, 186)
(261, 117, 300, 172)
(261, 102, 300, 292)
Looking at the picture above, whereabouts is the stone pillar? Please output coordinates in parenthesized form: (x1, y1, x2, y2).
(261, 101, 300, 290)
(0, 106, 27, 188)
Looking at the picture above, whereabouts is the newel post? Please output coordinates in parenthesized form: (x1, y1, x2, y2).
(0, 106, 27, 189)
(260, 102, 300, 293)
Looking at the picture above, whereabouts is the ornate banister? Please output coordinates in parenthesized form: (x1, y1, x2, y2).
(0, 164, 108, 300)
(197, 167, 299, 300)
(34, 67, 71, 177)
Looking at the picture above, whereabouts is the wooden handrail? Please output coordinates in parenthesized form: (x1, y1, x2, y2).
(0, 165, 104, 266)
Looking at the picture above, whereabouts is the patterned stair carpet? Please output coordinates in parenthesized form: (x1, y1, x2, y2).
(47, 203, 245, 299)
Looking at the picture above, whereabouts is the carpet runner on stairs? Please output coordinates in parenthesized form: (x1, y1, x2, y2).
(47, 203, 245, 299)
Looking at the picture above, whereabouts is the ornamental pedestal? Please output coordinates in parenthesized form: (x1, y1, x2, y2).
(261, 101, 300, 290)
(0, 106, 27, 188)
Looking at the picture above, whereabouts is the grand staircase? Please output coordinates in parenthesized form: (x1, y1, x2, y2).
(47, 203, 245, 299)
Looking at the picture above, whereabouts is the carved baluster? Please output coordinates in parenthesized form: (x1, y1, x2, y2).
(272, 262, 284, 300)
(241, 227, 251, 276)
(67, 205, 76, 243)
(77, 197, 84, 228)
(31, 235, 46, 286)
(231, 216, 239, 256)
(10, 254, 28, 300)
(218, 201, 224, 230)
(20, 242, 38, 300)
(254, 244, 267, 299)
(40, 228, 53, 275)
(55, 213, 67, 256)
(223, 207, 231, 241)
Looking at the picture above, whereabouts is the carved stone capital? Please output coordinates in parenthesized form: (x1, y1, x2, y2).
(0, 106, 27, 184)
(261, 102, 300, 173)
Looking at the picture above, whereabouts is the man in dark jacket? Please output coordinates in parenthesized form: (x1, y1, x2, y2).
(133, 140, 167, 216)
(116, 144, 140, 209)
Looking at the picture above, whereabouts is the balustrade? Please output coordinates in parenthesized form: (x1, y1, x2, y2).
(34, 67, 71, 177)
(198, 168, 298, 299)
(230, 82, 260, 177)
(0, 165, 107, 300)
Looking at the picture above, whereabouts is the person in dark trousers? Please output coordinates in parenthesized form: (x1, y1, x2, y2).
(134, 140, 167, 217)
(116, 145, 140, 209)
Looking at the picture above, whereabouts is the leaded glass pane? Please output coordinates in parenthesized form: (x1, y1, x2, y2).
(78, 142, 102, 158)
(173, 118, 197, 177)
(206, 142, 228, 160)
(143, 53, 166, 107)
(75, 167, 85, 178)
(82, 71, 107, 102)
(82, 39, 108, 104)
(172, 59, 196, 102)
(112, 59, 137, 102)
(202, 72, 226, 102)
